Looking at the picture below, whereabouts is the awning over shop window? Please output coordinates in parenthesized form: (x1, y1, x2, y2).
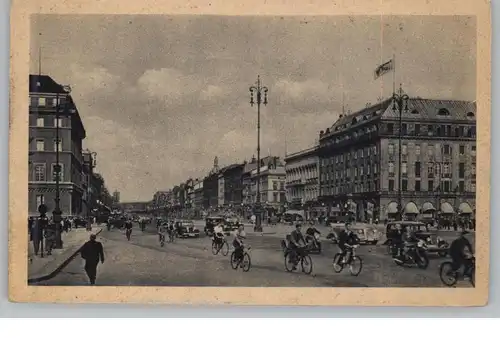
(404, 202, 419, 215)
(458, 202, 473, 214)
(440, 202, 454, 214)
(387, 202, 399, 214)
(422, 202, 436, 213)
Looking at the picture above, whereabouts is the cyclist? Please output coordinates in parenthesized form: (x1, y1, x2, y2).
(232, 224, 247, 262)
(449, 230, 474, 278)
(158, 222, 167, 244)
(337, 222, 360, 264)
(125, 219, 133, 240)
(288, 223, 307, 270)
(213, 221, 225, 245)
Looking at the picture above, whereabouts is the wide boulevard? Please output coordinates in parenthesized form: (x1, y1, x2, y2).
(34, 221, 474, 287)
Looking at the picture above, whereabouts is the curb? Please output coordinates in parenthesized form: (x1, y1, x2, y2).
(28, 228, 103, 284)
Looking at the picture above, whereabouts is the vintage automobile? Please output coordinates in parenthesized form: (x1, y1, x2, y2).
(204, 216, 225, 235)
(223, 217, 241, 234)
(327, 223, 380, 245)
(385, 221, 449, 257)
(174, 219, 200, 238)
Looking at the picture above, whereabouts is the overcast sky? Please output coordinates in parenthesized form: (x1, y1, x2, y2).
(30, 15, 476, 202)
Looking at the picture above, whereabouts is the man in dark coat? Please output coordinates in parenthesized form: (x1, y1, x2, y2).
(80, 234, 105, 285)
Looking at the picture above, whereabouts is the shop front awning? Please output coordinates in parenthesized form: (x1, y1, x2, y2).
(387, 202, 399, 214)
(440, 202, 454, 214)
(422, 202, 436, 213)
(458, 202, 473, 214)
(404, 202, 419, 215)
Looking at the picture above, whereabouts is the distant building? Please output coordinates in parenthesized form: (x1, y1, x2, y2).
(112, 191, 120, 204)
(28, 74, 86, 217)
(118, 202, 149, 213)
(193, 179, 204, 217)
(248, 157, 286, 217)
(318, 96, 476, 221)
(242, 155, 282, 208)
(284, 146, 320, 218)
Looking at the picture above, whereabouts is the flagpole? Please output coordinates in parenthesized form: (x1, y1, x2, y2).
(392, 53, 396, 95)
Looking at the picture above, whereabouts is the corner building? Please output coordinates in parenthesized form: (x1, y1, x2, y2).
(318, 97, 476, 221)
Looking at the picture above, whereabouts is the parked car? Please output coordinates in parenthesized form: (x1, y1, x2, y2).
(204, 216, 225, 235)
(327, 223, 380, 245)
(175, 219, 200, 238)
(384, 221, 449, 257)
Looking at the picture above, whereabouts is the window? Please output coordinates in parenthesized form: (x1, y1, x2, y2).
(459, 181, 465, 192)
(273, 192, 278, 202)
(36, 194, 45, 208)
(415, 162, 421, 177)
(36, 139, 44, 151)
(36, 117, 44, 127)
(471, 146, 476, 156)
(367, 165, 371, 175)
(30, 97, 37, 107)
(411, 109, 419, 115)
(415, 180, 421, 192)
(388, 179, 395, 191)
(34, 164, 45, 181)
(360, 166, 364, 176)
(415, 124, 421, 135)
(388, 162, 395, 173)
(38, 97, 46, 106)
(443, 144, 451, 155)
(471, 181, 476, 192)
(402, 179, 408, 191)
(427, 145, 434, 157)
(471, 164, 476, 178)
(438, 108, 450, 116)
(415, 145, 421, 156)
(444, 181, 451, 192)
(387, 123, 394, 133)
(354, 167, 358, 177)
(373, 145, 377, 155)
(459, 145, 465, 155)
(402, 144, 407, 155)
(388, 144, 395, 155)
(459, 163, 465, 179)
(53, 139, 62, 152)
(402, 162, 408, 175)
(273, 181, 278, 190)
(402, 123, 408, 135)
(428, 162, 434, 177)
(54, 117, 63, 128)
(374, 165, 377, 174)
(443, 163, 451, 175)
(428, 180, 434, 191)
(280, 182, 285, 190)
(428, 125, 434, 135)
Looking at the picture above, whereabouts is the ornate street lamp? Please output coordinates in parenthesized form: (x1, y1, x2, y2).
(392, 85, 409, 221)
(249, 75, 268, 232)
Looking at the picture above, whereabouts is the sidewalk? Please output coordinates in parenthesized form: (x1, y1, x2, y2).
(28, 224, 104, 283)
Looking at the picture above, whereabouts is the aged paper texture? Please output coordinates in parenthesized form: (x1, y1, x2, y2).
(9, 0, 491, 305)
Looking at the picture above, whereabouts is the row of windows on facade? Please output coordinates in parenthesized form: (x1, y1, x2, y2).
(34, 139, 63, 152)
(250, 181, 286, 191)
(320, 143, 476, 167)
(384, 122, 476, 138)
(32, 163, 64, 182)
(320, 179, 476, 196)
(30, 96, 67, 108)
(321, 161, 475, 182)
(33, 117, 64, 128)
(251, 192, 287, 203)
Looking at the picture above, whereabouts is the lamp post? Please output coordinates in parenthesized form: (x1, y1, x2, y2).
(53, 85, 72, 248)
(391, 85, 409, 221)
(249, 75, 268, 232)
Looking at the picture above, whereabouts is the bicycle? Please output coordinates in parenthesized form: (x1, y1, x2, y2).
(439, 256, 475, 287)
(284, 245, 313, 275)
(212, 236, 229, 256)
(230, 246, 251, 272)
(332, 244, 363, 276)
(167, 229, 176, 243)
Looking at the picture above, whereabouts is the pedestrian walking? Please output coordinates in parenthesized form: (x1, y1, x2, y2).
(80, 234, 105, 285)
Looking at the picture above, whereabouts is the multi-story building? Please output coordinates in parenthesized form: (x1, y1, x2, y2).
(82, 151, 97, 217)
(193, 179, 204, 218)
(248, 158, 286, 216)
(242, 156, 281, 207)
(284, 146, 319, 206)
(28, 74, 86, 217)
(203, 172, 219, 209)
(112, 190, 120, 204)
(318, 96, 476, 221)
(217, 172, 225, 207)
(222, 164, 245, 207)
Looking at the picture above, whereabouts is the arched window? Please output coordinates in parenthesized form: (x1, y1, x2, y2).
(438, 108, 450, 116)
(467, 111, 475, 118)
(411, 109, 419, 115)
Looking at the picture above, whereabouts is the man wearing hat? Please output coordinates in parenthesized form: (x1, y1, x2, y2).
(80, 233, 105, 285)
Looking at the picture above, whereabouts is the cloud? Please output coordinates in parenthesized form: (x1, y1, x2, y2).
(200, 85, 227, 101)
(67, 64, 120, 96)
(274, 78, 334, 105)
(137, 68, 201, 100)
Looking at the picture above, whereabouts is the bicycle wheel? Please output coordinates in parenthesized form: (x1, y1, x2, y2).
(211, 241, 219, 255)
(349, 256, 363, 276)
(301, 255, 313, 275)
(332, 253, 344, 273)
(221, 241, 229, 256)
(284, 252, 295, 272)
(439, 262, 458, 287)
(230, 252, 239, 270)
(242, 253, 251, 272)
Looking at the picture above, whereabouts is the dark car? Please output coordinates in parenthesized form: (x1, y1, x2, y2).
(204, 216, 225, 235)
(223, 217, 241, 234)
(175, 219, 200, 238)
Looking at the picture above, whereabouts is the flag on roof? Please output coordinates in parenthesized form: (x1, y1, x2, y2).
(374, 59, 394, 80)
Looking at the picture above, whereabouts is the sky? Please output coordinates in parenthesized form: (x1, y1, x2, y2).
(30, 15, 476, 202)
